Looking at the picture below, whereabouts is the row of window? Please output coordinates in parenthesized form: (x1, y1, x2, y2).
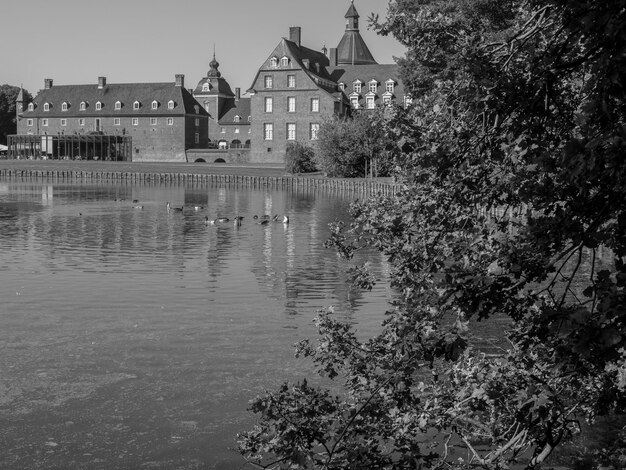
(220, 127, 251, 134)
(27, 117, 198, 127)
(262, 74, 396, 94)
(264, 96, 319, 113)
(269, 56, 291, 68)
(33, 99, 178, 112)
(264, 74, 297, 89)
(263, 122, 320, 141)
(350, 94, 413, 110)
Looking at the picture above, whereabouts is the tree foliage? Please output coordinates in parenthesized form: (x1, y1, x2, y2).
(285, 141, 317, 174)
(314, 109, 394, 178)
(0, 84, 32, 145)
(239, 1, 626, 468)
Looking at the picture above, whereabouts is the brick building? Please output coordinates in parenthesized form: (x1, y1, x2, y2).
(13, 74, 209, 162)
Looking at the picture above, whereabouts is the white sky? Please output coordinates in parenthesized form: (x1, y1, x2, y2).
(1, 0, 406, 97)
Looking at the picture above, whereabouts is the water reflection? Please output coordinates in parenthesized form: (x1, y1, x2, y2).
(0, 181, 390, 469)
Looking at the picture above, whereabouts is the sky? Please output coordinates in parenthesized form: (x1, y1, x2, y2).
(1, 0, 406, 97)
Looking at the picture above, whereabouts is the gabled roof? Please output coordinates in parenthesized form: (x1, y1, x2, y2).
(219, 97, 251, 125)
(22, 82, 207, 117)
(335, 31, 377, 65)
(327, 64, 404, 98)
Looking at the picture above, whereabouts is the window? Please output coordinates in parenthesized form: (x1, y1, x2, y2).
(386, 80, 395, 93)
(168, 100, 175, 109)
(353, 81, 362, 93)
(248, 116, 252, 122)
(383, 95, 392, 106)
(281, 56, 289, 67)
(202, 83, 210, 92)
(264, 97, 273, 113)
(132, 118, 139, 126)
(42, 118, 48, 126)
(350, 96, 359, 109)
(270, 57, 278, 68)
(96, 101, 102, 110)
(369, 81, 377, 93)
(114, 118, 121, 126)
(151, 100, 158, 110)
(115, 101, 122, 110)
(234, 127, 240, 134)
(195, 133, 199, 144)
(220, 127, 226, 133)
(43, 103, 50, 112)
(287, 123, 296, 140)
(62, 102, 68, 111)
(311, 97, 319, 112)
(60, 119, 66, 126)
(150, 118, 157, 125)
(288, 96, 296, 113)
(80, 102, 86, 111)
(404, 96, 413, 108)
(338, 82, 346, 91)
(28, 103, 34, 111)
(133, 101, 140, 110)
(264, 75, 273, 89)
(264, 123, 273, 140)
(167, 118, 173, 125)
(27, 119, 33, 126)
(79, 118, 85, 126)
(310, 123, 320, 140)
(195, 118, 199, 126)
(234, 115, 240, 123)
(366, 95, 375, 109)
(288, 74, 296, 88)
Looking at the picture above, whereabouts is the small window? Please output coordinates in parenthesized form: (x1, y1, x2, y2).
(288, 74, 296, 88)
(287, 123, 296, 140)
(114, 118, 121, 126)
(264, 97, 273, 113)
(270, 57, 278, 68)
(80, 102, 86, 111)
(202, 82, 210, 92)
(383, 95, 392, 106)
(167, 117, 173, 125)
(151, 100, 158, 110)
(353, 81, 362, 93)
(60, 118, 67, 126)
(79, 118, 85, 126)
(366, 95, 375, 109)
(310, 123, 320, 140)
(264, 75, 273, 89)
(234, 127, 240, 134)
(288, 97, 296, 113)
(168, 100, 175, 109)
(61, 102, 68, 111)
(96, 101, 102, 110)
(42, 118, 48, 126)
(247, 116, 252, 122)
(350, 96, 359, 109)
(386, 80, 395, 93)
(27, 119, 33, 126)
(338, 82, 345, 91)
(43, 103, 50, 112)
(404, 96, 412, 108)
(133, 101, 140, 110)
(195, 133, 199, 144)
(281, 56, 289, 67)
(28, 103, 34, 111)
(264, 123, 273, 140)
(132, 118, 139, 126)
(115, 101, 122, 110)
(150, 118, 157, 125)
(234, 115, 240, 123)
(311, 97, 319, 113)
(195, 118, 199, 126)
(369, 80, 377, 93)
(220, 127, 226, 133)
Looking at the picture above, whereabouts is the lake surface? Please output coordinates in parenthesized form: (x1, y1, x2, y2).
(0, 181, 395, 469)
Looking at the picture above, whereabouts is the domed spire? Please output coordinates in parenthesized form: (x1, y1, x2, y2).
(207, 49, 221, 78)
(336, 0, 377, 65)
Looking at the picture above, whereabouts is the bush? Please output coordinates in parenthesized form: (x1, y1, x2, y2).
(284, 141, 316, 174)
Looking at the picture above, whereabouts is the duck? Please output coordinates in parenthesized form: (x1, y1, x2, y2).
(217, 216, 230, 223)
(132, 199, 139, 203)
(193, 205, 204, 211)
(283, 215, 289, 224)
(257, 219, 270, 225)
(166, 202, 183, 212)
(133, 205, 144, 210)
(272, 214, 280, 221)
(204, 216, 216, 225)
(233, 216, 244, 226)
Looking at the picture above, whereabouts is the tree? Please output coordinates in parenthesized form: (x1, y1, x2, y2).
(0, 84, 32, 145)
(238, 1, 626, 468)
(314, 109, 393, 178)
(285, 141, 317, 174)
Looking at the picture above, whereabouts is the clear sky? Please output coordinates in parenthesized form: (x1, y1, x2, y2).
(1, 0, 406, 97)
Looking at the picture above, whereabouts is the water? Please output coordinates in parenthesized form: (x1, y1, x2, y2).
(0, 181, 393, 469)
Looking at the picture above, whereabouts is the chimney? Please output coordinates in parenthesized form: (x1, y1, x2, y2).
(175, 74, 185, 87)
(235, 87, 241, 101)
(289, 26, 301, 47)
(44, 78, 53, 89)
(98, 76, 106, 89)
(329, 48, 338, 66)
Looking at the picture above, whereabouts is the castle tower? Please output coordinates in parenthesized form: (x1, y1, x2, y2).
(15, 87, 24, 122)
(335, 0, 377, 65)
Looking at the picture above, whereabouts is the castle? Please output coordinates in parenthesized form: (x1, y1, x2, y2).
(10, 1, 406, 164)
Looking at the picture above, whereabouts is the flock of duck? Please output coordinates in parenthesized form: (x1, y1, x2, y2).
(165, 202, 289, 226)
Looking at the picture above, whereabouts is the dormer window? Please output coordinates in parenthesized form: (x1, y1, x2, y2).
(151, 100, 159, 110)
(43, 103, 50, 112)
(202, 82, 210, 92)
(95, 101, 102, 110)
(80, 101, 86, 111)
(248, 116, 252, 122)
(61, 102, 68, 111)
(133, 101, 140, 110)
(353, 81, 362, 93)
(115, 101, 122, 110)
(338, 82, 346, 92)
(281, 56, 289, 67)
(168, 100, 175, 109)
(234, 115, 241, 123)
(366, 94, 375, 109)
(270, 57, 278, 68)
(28, 103, 34, 111)
(386, 79, 395, 93)
(368, 80, 378, 93)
